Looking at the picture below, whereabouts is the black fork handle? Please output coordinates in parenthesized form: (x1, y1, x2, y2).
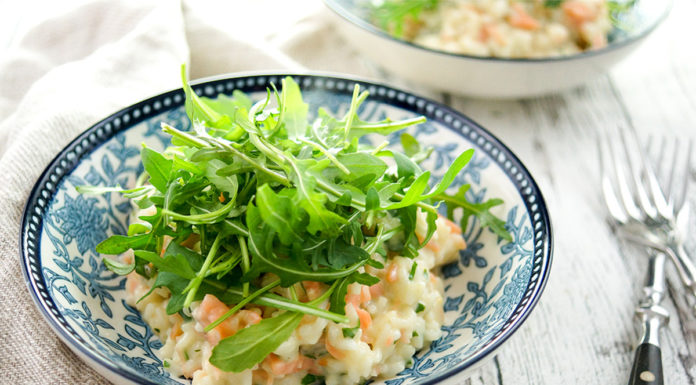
(628, 343, 663, 385)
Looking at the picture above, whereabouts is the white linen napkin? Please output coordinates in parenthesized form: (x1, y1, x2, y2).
(0, 0, 380, 382)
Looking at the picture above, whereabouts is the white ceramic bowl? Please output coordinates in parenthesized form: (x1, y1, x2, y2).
(325, 0, 671, 98)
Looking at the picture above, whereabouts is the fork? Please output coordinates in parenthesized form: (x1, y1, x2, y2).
(599, 127, 695, 301)
(598, 126, 694, 385)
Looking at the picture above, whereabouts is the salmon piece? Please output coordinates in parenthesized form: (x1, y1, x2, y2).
(425, 241, 441, 253)
(509, 3, 540, 30)
(302, 281, 324, 301)
(430, 272, 438, 284)
(562, 0, 598, 25)
(160, 235, 173, 257)
(169, 314, 184, 340)
(345, 293, 361, 308)
(194, 294, 262, 344)
(125, 273, 141, 294)
(263, 354, 315, 376)
(360, 285, 371, 303)
(442, 217, 462, 235)
(386, 263, 399, 283)
(355, 307, 372, 332)
(369, 282, 384, 298)
(180, 233, 200, 249)
(480, 23, 506, 44)
(325, 338, 346, 360)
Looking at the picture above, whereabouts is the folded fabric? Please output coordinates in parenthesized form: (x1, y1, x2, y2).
(0, 0, 378, 383)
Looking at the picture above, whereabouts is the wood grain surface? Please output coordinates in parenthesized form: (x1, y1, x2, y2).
(447, 0, 696, 383)
(1, 0, 694, 383)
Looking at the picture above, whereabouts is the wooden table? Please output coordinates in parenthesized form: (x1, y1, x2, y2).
(1, 0, 694, 384)
(446, 0, 696, 383)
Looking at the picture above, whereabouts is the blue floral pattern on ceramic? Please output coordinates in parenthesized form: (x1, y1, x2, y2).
(20, 75, 552, 385)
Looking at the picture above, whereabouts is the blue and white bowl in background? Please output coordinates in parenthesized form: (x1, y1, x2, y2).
(20, 73, 552, 384)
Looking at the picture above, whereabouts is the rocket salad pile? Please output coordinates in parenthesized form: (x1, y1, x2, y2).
(80, 66, 510, 372)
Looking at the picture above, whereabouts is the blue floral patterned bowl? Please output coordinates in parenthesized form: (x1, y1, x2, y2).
(20, 73, 552, 385)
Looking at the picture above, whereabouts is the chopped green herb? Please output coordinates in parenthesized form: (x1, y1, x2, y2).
(543, 0, 562, 7)
(163, 360, 170, 368)
(342, 321, 361, 338)
(408, 262, 418, 280)
(302, 374, 324, 385)
(416, 303, 426, 313)
(412, 331, 419, 337)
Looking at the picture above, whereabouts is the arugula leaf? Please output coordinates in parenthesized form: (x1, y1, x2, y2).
(141, 147, 173, 193)
(102, 257, 135, 275)
(134, 250, 196, 280)
(95, 234, 155, 255)
(255, 184, 301, 245)
(209, 311, 303, 372)
(279, 77, 308, 141)
(436, 185, 511, 241)
(400, 132, 420, 156)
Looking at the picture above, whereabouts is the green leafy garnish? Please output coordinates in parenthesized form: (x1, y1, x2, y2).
(210, 310, 303, 372)
(342, 321, 361, 338)
(372, 0, 440, 39)
(81, 65, 510, 373)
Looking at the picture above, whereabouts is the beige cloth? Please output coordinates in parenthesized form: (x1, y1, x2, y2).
(0, 1, 378, 383)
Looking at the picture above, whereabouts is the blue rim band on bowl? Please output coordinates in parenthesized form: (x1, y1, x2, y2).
(20, 72, 553, 384)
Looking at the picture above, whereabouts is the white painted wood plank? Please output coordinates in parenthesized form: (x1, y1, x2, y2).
(445, 0, 696, 382)
(0, 0, 693, 384)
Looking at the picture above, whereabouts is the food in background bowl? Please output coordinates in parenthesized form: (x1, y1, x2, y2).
(324, 0, 670, 97)
(374, 0, 615, 58)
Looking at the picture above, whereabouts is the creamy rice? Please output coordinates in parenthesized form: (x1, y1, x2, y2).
(398, 0, 612, 58)
(124, 213, 466, 385)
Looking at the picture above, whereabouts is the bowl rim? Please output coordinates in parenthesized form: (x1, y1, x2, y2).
(323, 0, 672, 64)
(19, 71, 553, 385)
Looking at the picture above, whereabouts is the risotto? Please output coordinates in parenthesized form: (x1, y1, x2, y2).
(387, 0, 613, 58)
(85, 73, 510, 385)
(124, 212, 466, 385)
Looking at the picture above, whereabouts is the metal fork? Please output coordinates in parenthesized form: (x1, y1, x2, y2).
(598, 126, 694, 385)
(599, 126, 695, 301)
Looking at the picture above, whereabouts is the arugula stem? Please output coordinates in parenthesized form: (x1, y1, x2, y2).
(238, 235, 251, 297)
(343, 85, 363, 140)
(211, 139, 289, 186)
(349, 116, 427, 131)
(204, 278, 281, 332)
(248, 133, 285, 166)
(299, 138, 350, 174)
(184, 233, 223, 308)
(162, 199, 237, 224)
(202, 279, 349, 323)
(163, 123, 289, 186)
(289, 285, 299, 301)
